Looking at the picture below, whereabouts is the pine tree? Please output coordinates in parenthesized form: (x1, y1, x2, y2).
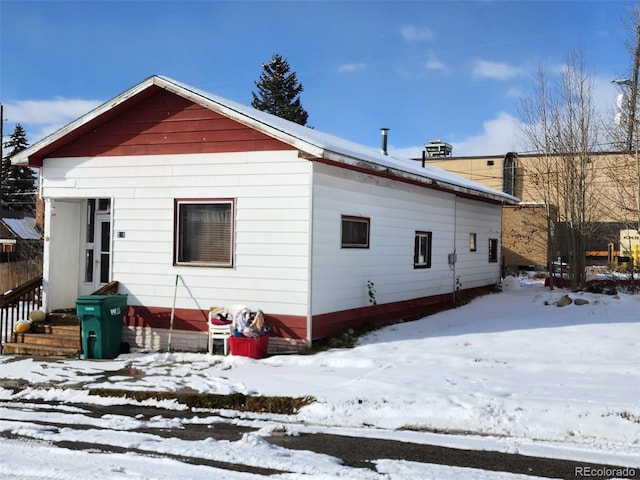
(2, 124, 36, 215)
(252, 54, 309, 126)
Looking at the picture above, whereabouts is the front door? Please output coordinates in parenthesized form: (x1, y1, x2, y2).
(81, 198, 112, 295)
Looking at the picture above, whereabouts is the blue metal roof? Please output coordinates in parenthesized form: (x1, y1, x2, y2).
(1, 217, 41, 240)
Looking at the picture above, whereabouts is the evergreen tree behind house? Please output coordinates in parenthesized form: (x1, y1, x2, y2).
(252, 54, 309, 126)
(2, 124, 36, 217)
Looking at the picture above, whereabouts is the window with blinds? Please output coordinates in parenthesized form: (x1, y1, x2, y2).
(175, 200, 234, 266)
(341, 215, 370, 248)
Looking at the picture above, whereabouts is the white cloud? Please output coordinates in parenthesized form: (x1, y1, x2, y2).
(2, 98, 102, 144)
(400, 25, 435, 42)
(472, 60, 526, 81)
(390, 112, 523, 159)
(391, 144, 425, 159)
(4, 98, 102, 125)
(425, 53, 447, 72)
(592, 74, 619, 120)
(338, 63, 367, 73)
(452, 112, 523, 156)
(505, 86, 524, 98)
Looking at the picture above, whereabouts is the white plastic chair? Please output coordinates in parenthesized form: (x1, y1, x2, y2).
(208, 305, 246, 355)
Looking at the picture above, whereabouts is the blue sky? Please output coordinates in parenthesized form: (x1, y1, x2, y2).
(0, 0, 635, 158)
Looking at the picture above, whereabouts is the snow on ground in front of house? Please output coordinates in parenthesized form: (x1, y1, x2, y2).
(0, 276, 639, 478)
(0, 437, 563, 480)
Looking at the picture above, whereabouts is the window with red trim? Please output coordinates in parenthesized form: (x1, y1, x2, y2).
(341, 215, 370, 248)
(175, 199, 234, 266)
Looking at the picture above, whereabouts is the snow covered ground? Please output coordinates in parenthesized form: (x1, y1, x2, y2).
(0, 276, 638, 479)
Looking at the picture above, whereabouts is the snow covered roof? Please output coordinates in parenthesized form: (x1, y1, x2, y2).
(11, 75, 518, 204)
(1, 217, 41, 240)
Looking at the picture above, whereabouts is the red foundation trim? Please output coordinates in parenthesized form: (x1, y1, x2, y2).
(123, 285, 493, 342)
(124, 305, 307, 340)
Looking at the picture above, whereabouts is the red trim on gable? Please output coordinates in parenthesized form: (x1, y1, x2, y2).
(36, 88, 294, 164)
(29, 86, 162, 167)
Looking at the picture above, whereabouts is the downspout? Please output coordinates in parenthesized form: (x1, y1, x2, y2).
(452, 195, 457, 304)
(306, 163, 315, 347)
(500, 200, 506, 283)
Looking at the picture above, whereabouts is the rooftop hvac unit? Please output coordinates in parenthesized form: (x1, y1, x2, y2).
(425, 139, 452, 157)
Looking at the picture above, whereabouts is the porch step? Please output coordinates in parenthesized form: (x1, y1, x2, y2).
(3, 314, 81, 358)
(41, 312, 81, 325)
(31, 323, 80, 336)
(2, 342, 80, 357)
(12, 332, 80, 349)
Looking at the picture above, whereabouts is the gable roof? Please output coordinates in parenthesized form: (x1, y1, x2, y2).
(11, 75, 517, 204)
(0, 217, 41, 241)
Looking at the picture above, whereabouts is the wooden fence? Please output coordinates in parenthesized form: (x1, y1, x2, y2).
(0, 260, 42, 295)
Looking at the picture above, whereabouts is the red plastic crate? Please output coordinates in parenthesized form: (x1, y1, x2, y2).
(229, 334, 269, 359)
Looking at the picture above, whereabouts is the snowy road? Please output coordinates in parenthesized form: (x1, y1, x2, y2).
(0, 397, 637, 480)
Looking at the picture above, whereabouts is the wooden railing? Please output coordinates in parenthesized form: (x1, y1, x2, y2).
(0, 275, 43, 351)
(92, 281, 119, 295)
(0, 278, 120, 354)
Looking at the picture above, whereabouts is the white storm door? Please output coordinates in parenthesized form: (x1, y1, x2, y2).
(95, 212, 112, 288)
(82, 199, 112, 294)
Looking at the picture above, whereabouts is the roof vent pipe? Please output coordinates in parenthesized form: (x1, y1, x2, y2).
(380, 128, 389, 155)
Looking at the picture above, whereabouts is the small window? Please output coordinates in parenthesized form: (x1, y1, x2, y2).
(469, 233, 477, 252)
(489, 238, 499, 263)
(175, 199, 234, 266)
(503, 153, 517, 196)
(86, 199, 96, 242)
(341, 215, 370, 248)
(414, 231, 432, 268)
(84, 249, 93, 282)
(97, 198, 111, 213)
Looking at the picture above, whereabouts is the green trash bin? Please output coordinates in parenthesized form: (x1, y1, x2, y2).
(76, 294, 128, 359)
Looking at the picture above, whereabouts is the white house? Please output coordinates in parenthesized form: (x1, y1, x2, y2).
(12, 75, 517, 352)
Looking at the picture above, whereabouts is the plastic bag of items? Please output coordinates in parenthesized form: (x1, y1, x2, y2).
(233, 309, 269, 338)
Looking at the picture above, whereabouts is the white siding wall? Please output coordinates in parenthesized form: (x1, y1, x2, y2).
(41, 151, 312, 315)
(452, 196, 503, 290)
(310, 163, 502, 315)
